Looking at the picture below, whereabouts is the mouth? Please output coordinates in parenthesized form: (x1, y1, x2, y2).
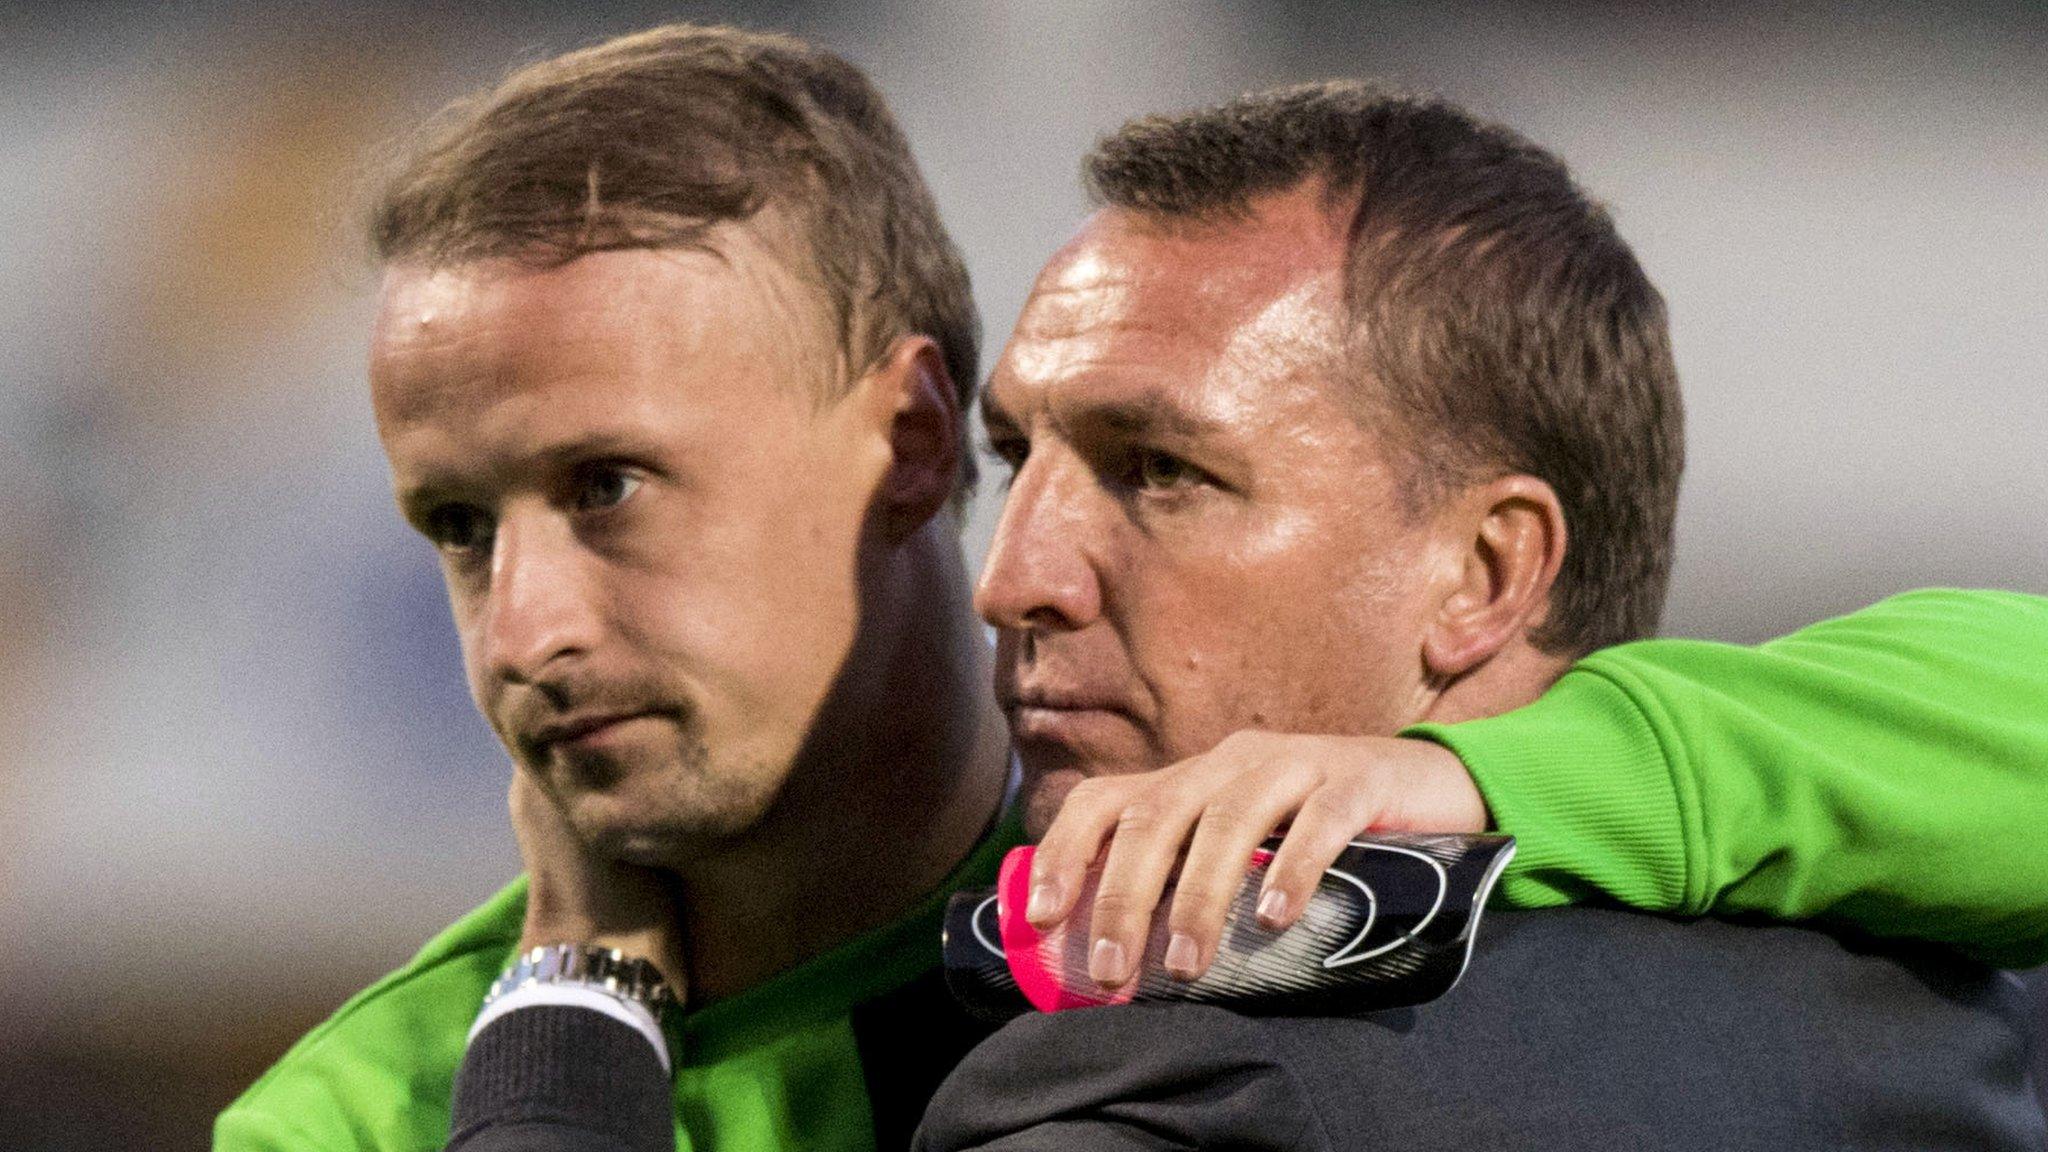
(1000, 689, 1139, 747)
(527, 710, 660, 753)
(1002, 685, 1128, 716)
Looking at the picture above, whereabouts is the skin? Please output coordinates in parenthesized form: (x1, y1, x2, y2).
(977, 183, 1570, 987)
(369, 238, 1010, 1000)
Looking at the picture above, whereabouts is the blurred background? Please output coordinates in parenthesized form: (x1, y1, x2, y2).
(2, 0, 2043, 1144)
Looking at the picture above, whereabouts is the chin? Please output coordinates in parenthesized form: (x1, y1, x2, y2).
(1020, 767, 1083, 840)
(570, 798, 766, 868)
(556, 755, 785, 867)
(1015, 743, 1163, 840)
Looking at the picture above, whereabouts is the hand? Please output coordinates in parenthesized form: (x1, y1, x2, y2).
(1024, 732, 1487, 988)
(510, 772, 689, 1000)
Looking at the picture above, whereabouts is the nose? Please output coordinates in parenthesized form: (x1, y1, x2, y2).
(974, 451, 1103, 633)
(476, 507, 601, 686)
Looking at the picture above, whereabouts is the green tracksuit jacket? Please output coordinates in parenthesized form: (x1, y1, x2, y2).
(215, 588, 2048, 1151)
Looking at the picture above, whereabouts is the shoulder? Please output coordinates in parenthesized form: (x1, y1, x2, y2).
(920, 909, 2042, 1152)
(1263, 908, 2041, 1149)
(917, 1003, 1329, 1151)
(214, 878, 527, 1152)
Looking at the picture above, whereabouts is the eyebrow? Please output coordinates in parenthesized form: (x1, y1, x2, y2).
(1078, 393, 1221, 440)
(393, 429, 669, 515)
(524, 430, 667, 470)
(982, 386, 1225, 443)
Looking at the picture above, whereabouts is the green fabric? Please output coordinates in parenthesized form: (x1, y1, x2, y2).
(219, 586, 2048, 1148)
(215, 822, 1020, 1152)
(1410, 588, 2048, 969)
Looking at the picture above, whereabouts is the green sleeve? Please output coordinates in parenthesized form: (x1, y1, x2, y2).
(1406, 588, 2048, 969)
(212, 881, 527, 1152)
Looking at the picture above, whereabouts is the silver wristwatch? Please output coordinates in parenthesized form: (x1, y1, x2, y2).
(485, 943, 680, 1016)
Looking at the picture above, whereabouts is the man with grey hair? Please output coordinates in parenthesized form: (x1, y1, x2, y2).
(919, 80, 2047, 1149)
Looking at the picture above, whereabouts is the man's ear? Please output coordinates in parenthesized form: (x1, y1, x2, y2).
(859, 335, 961, 540)
(1422, 474, 1567, 679)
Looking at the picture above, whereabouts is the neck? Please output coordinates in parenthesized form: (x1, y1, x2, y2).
(1420, 636, 1573, 726)
(671, 517, 1010, 1003)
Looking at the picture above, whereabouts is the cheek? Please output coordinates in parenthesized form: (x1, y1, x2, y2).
(617, 561, 842, 693)
(1140, 525, 1430, 749)
(1262, 545, 1438, 735)
(634, 488, 867, 717)
(1123, 576, 1290, 759)
(444, 592, 494, 709)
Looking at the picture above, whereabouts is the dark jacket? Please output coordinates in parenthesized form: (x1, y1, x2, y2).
(915, 907, 2046, 1150)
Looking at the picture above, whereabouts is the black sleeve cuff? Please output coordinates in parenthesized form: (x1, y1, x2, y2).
(448, 1005, 673, 1152)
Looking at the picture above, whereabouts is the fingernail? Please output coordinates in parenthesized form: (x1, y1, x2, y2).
(1165, 933, 1201, 980)
(1089, 937, 1129, 985)
(1257, 888, 1289, 927)
(1026, 881, 1059, 923)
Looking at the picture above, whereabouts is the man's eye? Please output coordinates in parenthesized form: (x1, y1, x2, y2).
(424, 505, 493, 552)
(1134, 449, 1199, 491)
(987, 435, 1027, 470)
(986, 436, 1029, 485)
(572, 466, 643, 512)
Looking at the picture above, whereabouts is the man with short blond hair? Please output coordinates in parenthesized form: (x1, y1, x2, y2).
(217, 25, 1017, 1150)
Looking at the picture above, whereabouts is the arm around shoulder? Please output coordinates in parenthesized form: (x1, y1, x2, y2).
(1412, 589, 2048, 967)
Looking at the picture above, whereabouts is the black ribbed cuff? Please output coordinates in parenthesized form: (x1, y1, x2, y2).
(448, 1006, 673, 1152)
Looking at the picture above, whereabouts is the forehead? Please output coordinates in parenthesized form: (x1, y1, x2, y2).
(367, 242, 843, 507)
(370, 239, 832, 428)
(988, 190, 1354, 429)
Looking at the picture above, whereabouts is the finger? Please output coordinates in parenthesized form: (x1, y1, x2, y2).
(1164, 764, 1321, 980)
(1026, 776, 1128, 928)
(1256, 783, 1381, 931)
(1083, 787, 1211, 988)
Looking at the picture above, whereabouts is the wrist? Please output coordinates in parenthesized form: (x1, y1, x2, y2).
(489, 941, 681, 1013)
(1406, 736, 1490, 831)
(474, 942, 682, 1072)
(519, 909, 687, 993)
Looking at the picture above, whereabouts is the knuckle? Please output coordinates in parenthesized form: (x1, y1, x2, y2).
(1272, 760, 1322, 796)
(1032, 844, 1076, 877)
(1150, 764, 1209, 800)
(1064, 775, 1113, 810)
(1090, 888, 1146, 921)
(1305, 782, 1373, 830)
(1037, 825, 1099, 868)
(1336, 786, 1384, 830)
(1273, 859, 1324, 897)
(1215, 729, 1270, 758)
(1169, 876, 1233, 918)
(1114, 801, 1165, 834)
(1168, 900, 1225, 938)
